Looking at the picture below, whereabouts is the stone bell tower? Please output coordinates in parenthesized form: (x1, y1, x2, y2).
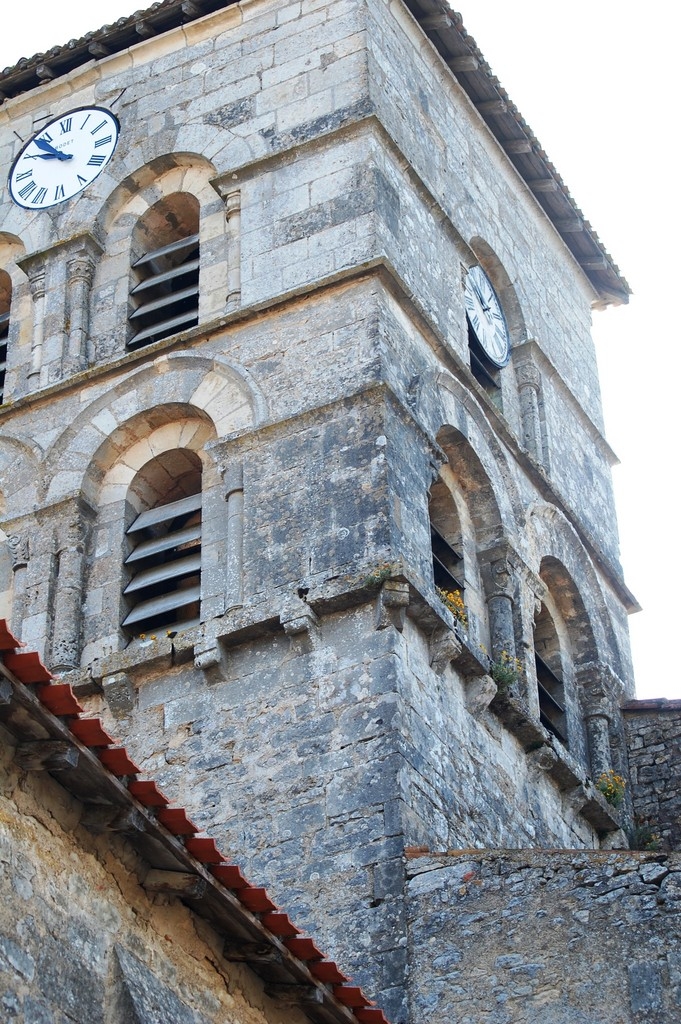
(0, 1, 646, 1020)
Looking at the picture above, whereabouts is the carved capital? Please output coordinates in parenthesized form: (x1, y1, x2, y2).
(6, 533, 29, 570)
(480, 543, 520, 600)
(66, 250, 97, 285)
(514, 361, 541, 391)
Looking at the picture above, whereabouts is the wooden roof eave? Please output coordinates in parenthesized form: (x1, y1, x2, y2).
(0, 0, 629, 306)
(404, 0, 630, 307)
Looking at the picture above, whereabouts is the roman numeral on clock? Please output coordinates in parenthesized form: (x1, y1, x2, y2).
(87, 154, 106, 167)
(18, 180, 36, 199)
(16, 170, 32, 181)
(54, 184, 65, 201)
(32, 188, 48, 205)
(94, 135, 112, 149)
(90, 120, 108, 135)
(59, 118, 72, 134)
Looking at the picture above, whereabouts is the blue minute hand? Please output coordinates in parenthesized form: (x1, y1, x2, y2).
(34, 138, 73, 161)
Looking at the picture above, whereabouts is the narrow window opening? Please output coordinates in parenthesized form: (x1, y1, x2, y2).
(534, 602, 568, 745)
(468, 322, 502, 391)
(429, 479, 465, 596)
(0, 271, 11, 404)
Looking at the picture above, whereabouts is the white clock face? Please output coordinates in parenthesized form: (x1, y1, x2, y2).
(464, 265, 511, 367)
(8, 106, 120, 211)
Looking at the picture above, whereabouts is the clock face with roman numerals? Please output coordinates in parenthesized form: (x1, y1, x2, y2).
(8, 106, 119, 211)
(464, 265, 511, 368)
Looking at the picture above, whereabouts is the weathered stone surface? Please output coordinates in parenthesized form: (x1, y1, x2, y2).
(407, 850, 681, 1023)
(0, 0, 651, 1020)
(0, 735, 306, 1024)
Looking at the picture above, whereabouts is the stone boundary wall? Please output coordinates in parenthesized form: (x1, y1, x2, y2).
(623, 699, 681, 851)
(406, 849, 681, 1023)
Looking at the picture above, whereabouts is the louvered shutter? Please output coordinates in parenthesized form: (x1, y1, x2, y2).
(122, 491, 201, 634)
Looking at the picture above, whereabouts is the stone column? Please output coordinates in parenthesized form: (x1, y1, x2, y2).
(25, 262, 46, 388)
(223, 462, 244, 610)
(515, 360, 543, 462)
(579, 665, 614, 779)
(64, 239, 100, 375)
(50, 509, 90, 672)
(6, 532, 29, 640)
(224, 189, 242, 311)
(480, 546, 518, 662)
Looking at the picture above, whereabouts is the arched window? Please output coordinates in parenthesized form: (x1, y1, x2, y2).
(127, 194, 199, 350)
(533, 600, 568, 745)
(122, 449, 202, 636)
(0, 270, 11, 404)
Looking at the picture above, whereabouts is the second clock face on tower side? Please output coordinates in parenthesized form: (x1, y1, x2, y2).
(464, 265, 511, 368)
(8, 106, 120, 211)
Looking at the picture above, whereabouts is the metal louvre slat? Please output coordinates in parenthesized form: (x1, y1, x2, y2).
(122, 583, 201, 627)
(131, 233, 200, 268)
(127, 309, 199, 348)
(124, 552, 201, 594)
(128, 493, 202, 533)
(129, 283, 199, 320)
(537, 679, 566, 716)
(130, 258, 200, 295)
(125, 523, 201, 562)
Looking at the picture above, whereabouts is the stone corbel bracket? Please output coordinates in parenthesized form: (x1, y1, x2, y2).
(375, 580, 410, 632)
(193, 635, 224, 673)
(429, 622, 487, 678)
(280, 597, 320, 655)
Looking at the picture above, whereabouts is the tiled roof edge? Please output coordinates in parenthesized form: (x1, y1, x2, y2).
(0, 620, 390, 1024)
(621, 698, 681, 713)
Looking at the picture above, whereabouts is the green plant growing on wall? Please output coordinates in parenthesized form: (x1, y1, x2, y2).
(435, 587, 468, 630)
(362, 561, 401, 588)
(629, 816, 662, 851)
(595, 769, 626, 808)
(490, 650, 523, 690)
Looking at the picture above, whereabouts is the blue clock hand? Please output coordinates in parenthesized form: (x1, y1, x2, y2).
(34, 138, 73, 161)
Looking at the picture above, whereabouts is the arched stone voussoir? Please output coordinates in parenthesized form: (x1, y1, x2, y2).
(527, 501, 623, 676)
(0, 434, 42, 520)
(424, 368, 524, 538)
(95, 151, 219, 238)
(42, 352, 260, 504)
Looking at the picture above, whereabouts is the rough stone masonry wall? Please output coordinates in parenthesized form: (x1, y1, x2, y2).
(624, 701, 681, 852)
(0, 729, 304, 1024)
(407, 849, 681, 1024)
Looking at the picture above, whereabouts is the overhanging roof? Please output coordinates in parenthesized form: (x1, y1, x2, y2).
(0, 0, 629, 305)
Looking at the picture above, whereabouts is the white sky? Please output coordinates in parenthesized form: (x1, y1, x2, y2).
(1, 1, 678, 699)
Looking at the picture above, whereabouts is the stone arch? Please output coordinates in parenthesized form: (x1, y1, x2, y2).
(81, 402, 220, 662)
(435, 425, 504, 552)
(527, 502, 623, 678)
(42, 352, 262, 505)
(469, 235, 527, 346)
(92, 406, 217, 508)
(427, 368, 524, 533)
(87, 155, 227, 362)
